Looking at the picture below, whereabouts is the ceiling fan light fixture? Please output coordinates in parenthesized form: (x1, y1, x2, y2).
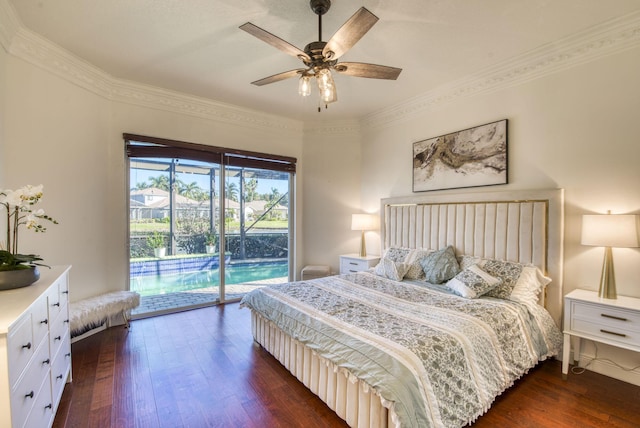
(316, 69, 337, 104)
(298, 75, 312, 97)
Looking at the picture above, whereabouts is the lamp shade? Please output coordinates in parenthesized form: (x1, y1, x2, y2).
(581, 214, 640, 248)
(351, 214, 378, 231)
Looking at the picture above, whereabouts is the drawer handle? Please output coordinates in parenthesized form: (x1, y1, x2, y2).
(52, 302, 60, 307)
(25, 391, 34, 399)
(45, 403, 52, 410)
(601, 313, 628, 322)
(349, 262, 358, 265)
(65, 353, 71, 358)
(64, 319, 70, 323)
(349, 270, 358, 273)
(42, 358, 50, 365)
(600, 329, 627, 338)
(57, 374, 64, 380)
(40, 319, 48, 325)
(22, 342, 32, 350)
(62, 290, 69, 294)
(54, 335, 61, 341)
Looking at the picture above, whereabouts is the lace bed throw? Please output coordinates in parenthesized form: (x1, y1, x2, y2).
(241, 272, 562, 427)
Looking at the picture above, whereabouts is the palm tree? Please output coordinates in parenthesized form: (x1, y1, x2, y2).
(148, 175, 170, 191)
(225, 181, 239, 202)
(244, 178, 258, 202)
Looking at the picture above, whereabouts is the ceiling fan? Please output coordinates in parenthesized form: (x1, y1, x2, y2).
(240, 0, 402, 111)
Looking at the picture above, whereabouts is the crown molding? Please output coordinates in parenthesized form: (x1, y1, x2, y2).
(0, 0, 19, 52)
(363, 10, 640, 129)
(1, 1, 302, 135)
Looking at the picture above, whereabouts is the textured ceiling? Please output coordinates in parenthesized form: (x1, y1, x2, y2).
(8, 0, 640, 122)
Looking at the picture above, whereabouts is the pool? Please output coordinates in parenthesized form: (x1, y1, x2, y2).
(130, 261, 288, 296)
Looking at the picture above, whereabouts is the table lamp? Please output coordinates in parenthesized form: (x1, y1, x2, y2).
(581, 212, 639, 299)
(351, 214, 378, 257)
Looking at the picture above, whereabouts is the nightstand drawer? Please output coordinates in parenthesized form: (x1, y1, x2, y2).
(572, 301, 640, 332)
(341, 258, 370, 273)
(571, 318, 640, 348)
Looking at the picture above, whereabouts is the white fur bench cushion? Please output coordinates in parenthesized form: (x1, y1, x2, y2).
(70, 291, 140, 337)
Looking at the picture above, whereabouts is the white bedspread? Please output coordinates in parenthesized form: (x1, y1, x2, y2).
(241, 272, 562, 427)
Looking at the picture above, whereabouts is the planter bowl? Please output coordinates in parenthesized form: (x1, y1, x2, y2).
(0, 267, 40, 291)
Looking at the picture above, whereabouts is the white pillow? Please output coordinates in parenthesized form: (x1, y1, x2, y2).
(374, 257, 409, 281)
(446, 264, 502, 299)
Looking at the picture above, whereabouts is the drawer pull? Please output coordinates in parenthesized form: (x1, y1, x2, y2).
(40, 319, 48, 325)
(25, 391, 34, 399)
(52, 302, 60, 307)
(601, 313, 628, 322)
(349, 262, 358, 265)
(45, 403, 52, 410)
(62, 290, 69, 294)
(600, 329, 626, 338)
(54, 335, 62, 341)
(349, 270, 358, 273)
(22, 342, 32, 350)
(64, 319, 70, 323)
(65, 353, 71, 358)
(57, 374, 64, 380)
(42, 358, 50, 365)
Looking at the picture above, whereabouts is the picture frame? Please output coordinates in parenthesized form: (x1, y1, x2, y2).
(412, 119, 508, 192)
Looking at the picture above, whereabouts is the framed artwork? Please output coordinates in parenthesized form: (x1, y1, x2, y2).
(412, 119, 508, 192)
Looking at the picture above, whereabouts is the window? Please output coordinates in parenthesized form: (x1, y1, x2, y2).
(125, 134, 296, 316)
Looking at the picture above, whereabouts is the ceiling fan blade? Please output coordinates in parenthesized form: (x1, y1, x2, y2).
(251, 69, 306, 86)
(323, 7, 379, 60)
(335, 62, 402, 80)
(240, 22, 310, 61)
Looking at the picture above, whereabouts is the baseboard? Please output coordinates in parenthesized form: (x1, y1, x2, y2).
(575, 352, 640, 386)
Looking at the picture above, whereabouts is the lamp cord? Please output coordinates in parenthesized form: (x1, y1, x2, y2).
(570, 340, 640, 375)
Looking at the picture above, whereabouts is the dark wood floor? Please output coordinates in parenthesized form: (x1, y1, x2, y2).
(53, 303, 640, 428)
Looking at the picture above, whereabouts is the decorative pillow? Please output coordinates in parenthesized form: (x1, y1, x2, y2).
(446, 264, 502, 299)
(456, 255, 551, 305)
(419, 245, 460, 284)
(374, 257, 410, 281)
(404, 248, 434, 280)
(383, 246, 413, 263)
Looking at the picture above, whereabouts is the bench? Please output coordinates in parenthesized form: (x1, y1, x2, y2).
(69, 291, 140, 339)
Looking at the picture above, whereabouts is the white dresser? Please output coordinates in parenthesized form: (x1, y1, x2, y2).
(339, 254, 380, 274)
(562, 288, 640, 377)
(0, 266, 72, 428)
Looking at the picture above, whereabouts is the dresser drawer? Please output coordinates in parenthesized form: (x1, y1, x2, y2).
(32, 295, 51, 351)
(51, 333, 71, 407)
(571, 317, 640, 348)
(8, 313, 35, 388)
(571, 301, 640, 332)
(23, 373, 54, 428)
(10, 339, 51, 427)
(49, 312, 68, 360)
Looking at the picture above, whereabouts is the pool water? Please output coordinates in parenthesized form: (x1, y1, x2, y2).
(130, 261, 288, 296)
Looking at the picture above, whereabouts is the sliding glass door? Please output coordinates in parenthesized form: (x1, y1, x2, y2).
(125, 136, 295, 318)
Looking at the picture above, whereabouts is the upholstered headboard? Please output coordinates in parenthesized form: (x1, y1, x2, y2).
(380, 189, 564, 326)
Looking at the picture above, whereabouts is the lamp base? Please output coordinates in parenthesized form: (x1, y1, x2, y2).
(359, 231, 367, 257)
(598, 246, 617, 299)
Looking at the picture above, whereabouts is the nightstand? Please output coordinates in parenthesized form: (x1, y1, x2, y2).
(562, 289, 640, 378)
(339, 254, 380, 274)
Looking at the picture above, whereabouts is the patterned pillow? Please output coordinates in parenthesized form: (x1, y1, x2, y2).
(419, 245, 460, 284)
(456, 255, 551, 305)
(383, 246, 413, 263)
(374, 257, 410, 281)
(446, 264, 502, 299)
(404, 248, 434, 280)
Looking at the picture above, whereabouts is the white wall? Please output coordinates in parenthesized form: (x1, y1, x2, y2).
(360, 45, 640, 384)
(301, 123, 362, 274)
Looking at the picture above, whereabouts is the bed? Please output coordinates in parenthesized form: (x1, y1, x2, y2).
(241, 189, 564, 427)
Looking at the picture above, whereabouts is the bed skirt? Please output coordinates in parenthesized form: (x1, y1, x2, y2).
(251, 311, 395, 428)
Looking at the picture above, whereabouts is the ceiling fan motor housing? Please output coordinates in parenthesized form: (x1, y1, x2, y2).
(310, 0, 331, 16)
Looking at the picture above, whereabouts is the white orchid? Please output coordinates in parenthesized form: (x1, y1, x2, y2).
(0, 184, 58, 270)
